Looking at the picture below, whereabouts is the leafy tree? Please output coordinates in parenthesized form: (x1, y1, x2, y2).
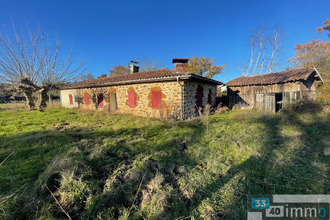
(289, 40, 330, 74)
(188, 55, 226, 78)
(98, 74, 107, 78)
(109, 64, 129, 76)
(316, 19, 330, 37)
(289, 19, 330, 102)
(289, 19, 330, 74)
(0, 24, 83, 111)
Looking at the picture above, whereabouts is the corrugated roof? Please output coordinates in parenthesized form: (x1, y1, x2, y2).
(62, 68, 222, 89)
(226, 68, 322, 87)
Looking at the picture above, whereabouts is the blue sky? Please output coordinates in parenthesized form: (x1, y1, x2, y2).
(0, 0, 329, 83)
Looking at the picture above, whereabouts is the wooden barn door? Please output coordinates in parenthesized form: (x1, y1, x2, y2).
(109, 93, 117, 113)
(264, 94, 275, 113)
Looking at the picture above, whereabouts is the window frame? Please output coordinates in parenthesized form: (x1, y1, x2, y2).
(69, 94, 73, 105)
(128, 91, 136, 108)
(97, 93, 104, 106)
(84, 93, 90, 105)
(151, 91, 161, 108)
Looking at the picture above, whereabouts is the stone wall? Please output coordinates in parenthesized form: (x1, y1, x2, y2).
(60, 81, 182, 119)
(182, 81, 217, 119)
(60, 80, 218, 119)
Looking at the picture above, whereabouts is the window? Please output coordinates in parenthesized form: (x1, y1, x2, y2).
(97, 93, 104, 106)
(151, 91, 161, 108)
(69, 94, 73, 105)
(84, 93, 89, 105)
(128, 91, 136, 107)
(296, 91, 301, 100)
(256, 94, 264, 102)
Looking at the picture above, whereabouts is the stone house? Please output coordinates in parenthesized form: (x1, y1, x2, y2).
(60, 58, 222, 119)
(226, 67, 324, 113)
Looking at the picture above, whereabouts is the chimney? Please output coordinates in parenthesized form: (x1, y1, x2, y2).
(130, 64, 139, 74)
(172, 58, 190, 72)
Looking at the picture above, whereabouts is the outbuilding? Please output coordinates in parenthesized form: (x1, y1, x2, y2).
(60, 58, 222, 119)
(226, 68, 324, 113)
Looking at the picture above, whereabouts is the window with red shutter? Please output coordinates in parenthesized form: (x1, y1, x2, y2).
(128, 91, 136, 107)
(84, 93, 90, 105)
(151, 91, 161, 108)
(97, 93, 104, 106)
(69, 94, 73, 105)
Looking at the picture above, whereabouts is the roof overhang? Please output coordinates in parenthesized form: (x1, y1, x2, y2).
(187, 74, 223, 85)
(312, 67, 324, 84)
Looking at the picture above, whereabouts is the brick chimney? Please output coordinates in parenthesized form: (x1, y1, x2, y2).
(172, 58, 189, 72)
(130, 64, 139, 74)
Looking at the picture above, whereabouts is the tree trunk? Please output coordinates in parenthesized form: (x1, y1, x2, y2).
(23, 89, 35, 110)
(48, 94, 52, 106)
(37, 87, 49, 111)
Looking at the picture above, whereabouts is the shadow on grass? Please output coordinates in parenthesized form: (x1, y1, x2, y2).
(0, 118, 206, 219)
(153, 103, 330, 219)
(1, 103, 329, 219)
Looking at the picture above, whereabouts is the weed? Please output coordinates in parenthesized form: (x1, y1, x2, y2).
(0, 101, 329, 219)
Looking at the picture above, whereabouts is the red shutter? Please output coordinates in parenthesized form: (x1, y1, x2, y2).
(97, 93, 104, 106)
(84, 93, 89, 105)
(151, 91, 161, 108)
(128, 91, 136, 107)
(69, 94, 73, 105)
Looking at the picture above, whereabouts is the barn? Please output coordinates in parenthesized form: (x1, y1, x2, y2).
(226, 67, 324, 113)
(60, 58, 222, 119)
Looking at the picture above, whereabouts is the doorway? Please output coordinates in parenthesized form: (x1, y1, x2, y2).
(195, 85, 204, 115)
(109, 93, 117, 113)
(275, 93, 283, 112)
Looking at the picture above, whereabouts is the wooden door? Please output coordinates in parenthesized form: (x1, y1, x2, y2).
(195, 85, 203, 108)
(97, 93, 104, 106)
(255, 93, 264, 109)
(264, 94, 275, 113)
(109, 93, 117, 113)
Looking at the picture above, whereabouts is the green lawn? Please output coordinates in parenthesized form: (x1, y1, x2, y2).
(0, 102, 329, 219)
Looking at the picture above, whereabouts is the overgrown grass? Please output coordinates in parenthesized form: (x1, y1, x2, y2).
(0, 102, 329, 219)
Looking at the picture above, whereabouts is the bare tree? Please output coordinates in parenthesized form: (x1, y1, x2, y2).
(77, 72, 94, 81)
(139, 57, 163, 72)
(238, 25, 283, 76)
(0, 24, 83, 110)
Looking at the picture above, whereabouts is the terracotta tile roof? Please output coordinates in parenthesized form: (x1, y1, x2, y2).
(63, 68, 222, 89)
(226, 68, 321, 87)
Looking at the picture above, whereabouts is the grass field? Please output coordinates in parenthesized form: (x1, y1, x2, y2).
(0, 102, 329, 219)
